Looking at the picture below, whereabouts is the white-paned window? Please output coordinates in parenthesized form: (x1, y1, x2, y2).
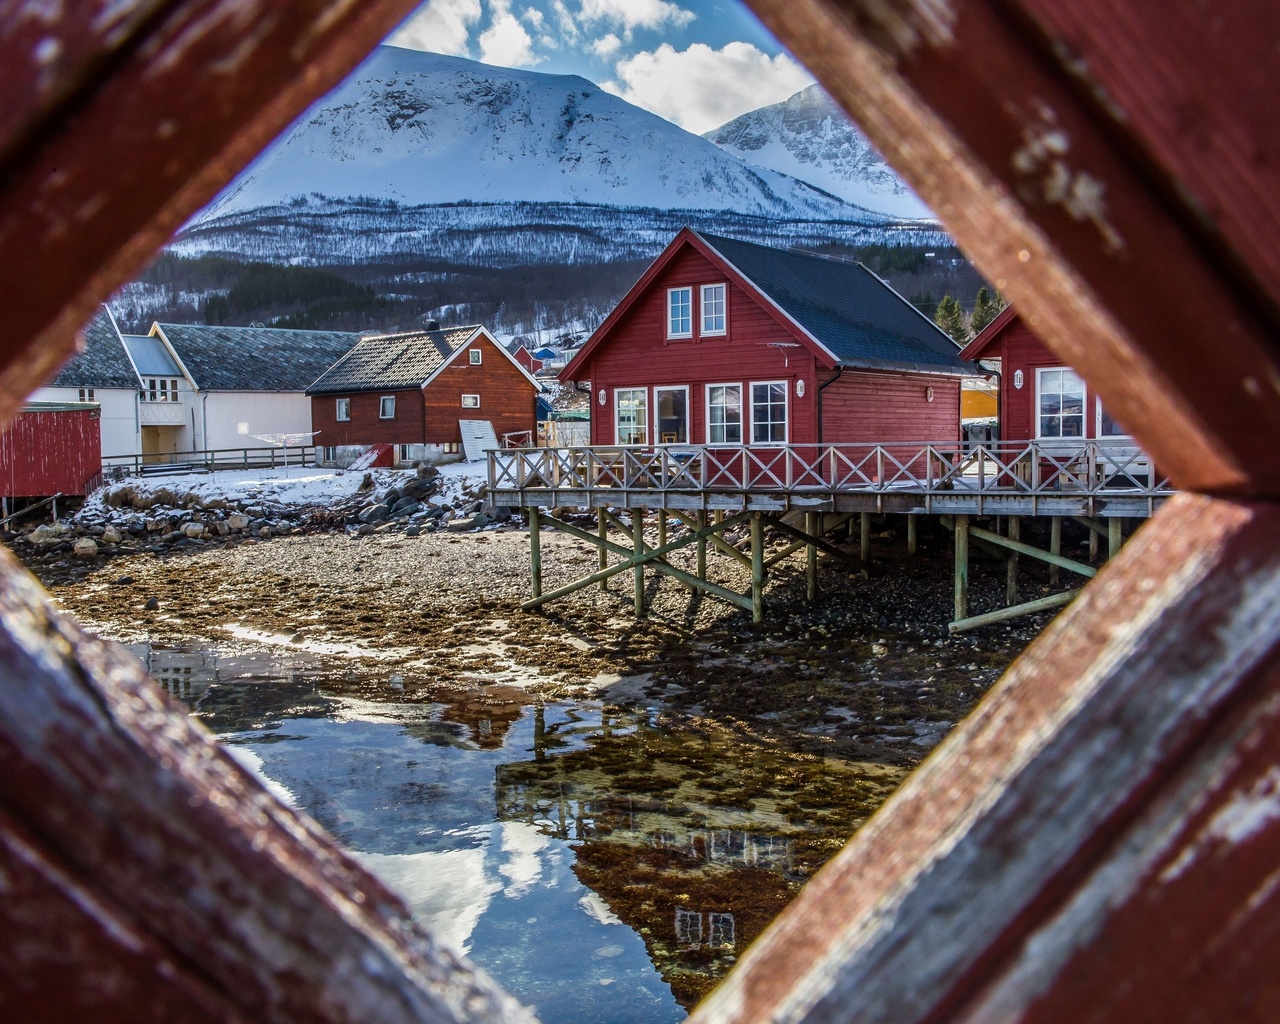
(379, 395, 396, 419)
(147, 378, 157, 402)
(469, 349, 483, 365)
(78, 388, 95, 403)
(701, 283, 727, 335)
(654, 386, 689, 444)
(667, 287, 692, 339)
(1097, 396, 1129, 437)
(461, 394, 480, 408)
(615, 388, 648, 445)
(751, 381, 788, 444)
(335, 398, 350, 421)
(1037, 368, 1085, 438)
(322, 446, 337, 462)
(707, 384, 742, 444)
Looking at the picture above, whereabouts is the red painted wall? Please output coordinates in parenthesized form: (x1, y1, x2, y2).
(820, 371, 961, 444)
(425, 338, 538, 444)
(0, 408, 102, 497)
(310, 388, 425, 447)
(586, 247, 820, 445)
(513, 347, 541, 374)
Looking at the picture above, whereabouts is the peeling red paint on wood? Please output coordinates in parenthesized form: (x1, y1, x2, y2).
(0, 407, 101, 496)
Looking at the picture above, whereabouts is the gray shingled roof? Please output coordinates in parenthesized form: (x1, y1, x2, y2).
(155, 323, 363, 391)
(697, 232, 973, 376)
(306, 326, 481, 395)
(49, 307, 139, 389)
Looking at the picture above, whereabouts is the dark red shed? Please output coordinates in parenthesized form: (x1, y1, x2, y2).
(959, 307, 1131, 443)
(0, 403, 102, 498)
(560, 229, 972, 449)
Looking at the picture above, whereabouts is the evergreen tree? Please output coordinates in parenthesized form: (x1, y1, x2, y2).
(970, 286, 999, 334)
(935, 294, 970, 344)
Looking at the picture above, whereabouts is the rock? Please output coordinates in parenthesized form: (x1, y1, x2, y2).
(29, 525, 57, 545)
(72, 538, 98, 558)
(357, 523, 374, 536)
(227, 513, 250, 531)
(425, 505, 446, 520)
(144, 597, 160, 611)
(382, 487, 402, 506)
(447, 514, 488, 532)
(102, 525, 124, 544)
(404, 525, 421, 537)
(487, 505, 512, 523)
(391, 496, 420, 514)
(145, 518, 166, 532)
(359, 503, 390, 524)
(214, 521, 230, 536)
(416, 465, 440, 483)
(114, 576, 135, 586)
(182, 523, 206, 539)
(471, 513, 490, 530)
(257, 527, 271, 538)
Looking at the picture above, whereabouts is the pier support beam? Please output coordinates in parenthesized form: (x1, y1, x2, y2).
(1050, 516, 1062, 584)
(751, 512, 765, 627)
(805, 511, 819, 603)
(1006, 515, 1020, 606)
(657, 510, 667, 550)
(860, 512, 871, 577)
(696, 510, 707, 582)
(1109, 517, 1123, 559)
(907, 515, 918, 557)
(528, 508, 542, 603)
(633, 511, 645, 619)
(955, 514, 969, 621)
(597, 508, 608, 591)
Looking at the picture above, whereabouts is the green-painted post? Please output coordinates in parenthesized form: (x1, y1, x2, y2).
(955, 513, 969, 621)
(751, 512, 765, 626)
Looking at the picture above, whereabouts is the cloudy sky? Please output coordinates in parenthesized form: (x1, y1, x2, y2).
(385, 0, 815, 135)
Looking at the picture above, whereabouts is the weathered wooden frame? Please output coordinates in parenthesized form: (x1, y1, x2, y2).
(3, 0, 1279, 1020)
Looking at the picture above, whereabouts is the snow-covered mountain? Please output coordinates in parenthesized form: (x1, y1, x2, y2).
(703, 85, 933, 221)
(199, 46, 886, 224)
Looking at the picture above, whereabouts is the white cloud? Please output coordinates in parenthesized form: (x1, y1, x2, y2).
(588, 33, 622, 59)
(578, 0, 695, 36)
(388, 0, 482, 56)
(551, 0, 580, 42)
(604, 42, 814, 135)
(479, 0, 543, 67)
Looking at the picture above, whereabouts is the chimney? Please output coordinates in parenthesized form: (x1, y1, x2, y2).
(422, 318, 441, 331)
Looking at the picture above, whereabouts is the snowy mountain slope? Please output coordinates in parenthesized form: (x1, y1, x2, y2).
(199, 46, 890, 224)
(703, 85, 933, 221)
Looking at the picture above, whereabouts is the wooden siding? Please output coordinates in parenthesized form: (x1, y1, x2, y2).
(588, 246, 820, 446)
(820, 371, 961, 444)
(309, 388, 424, 447)
(425, 339, 537, 444)
(0, 408, 101, 497)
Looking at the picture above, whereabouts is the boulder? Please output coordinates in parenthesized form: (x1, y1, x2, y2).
(29, 525, 57, 545)
(447, 514, 488, 532)
(359, 503, 390, 524)
(227, 513, 250, 531)
(357, 523, 375, 536)
(257, 527, 271, 538)
(182, 523, 206, 539)
(72, 538, 98, 558)
(382, 488, 402, 506)
(102, 525, 124, 544)
(391, 495, 420, 514)
(404, 525, 421, 537)
(144, 597, 160, 611)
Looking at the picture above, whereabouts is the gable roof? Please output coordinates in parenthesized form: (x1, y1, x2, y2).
(49, 306, 139, 389)
(307, 326, 481, 394)
(152, 323, 362, 391)
(561, 228, 974, 381)
(958, 303, 1020, 362)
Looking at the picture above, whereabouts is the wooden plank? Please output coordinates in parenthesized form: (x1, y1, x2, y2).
(969, 524, 1098, 579)
(0, 550, 532, 1024)
(691, 493, 1280, 1024)
(741, 0, 1280, 496)
(0, 0, 419, 433)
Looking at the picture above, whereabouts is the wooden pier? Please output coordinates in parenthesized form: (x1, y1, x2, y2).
(488, 440, 1171, 630)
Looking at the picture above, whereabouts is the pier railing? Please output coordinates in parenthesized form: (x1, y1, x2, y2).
(488, 440, 1172, 500)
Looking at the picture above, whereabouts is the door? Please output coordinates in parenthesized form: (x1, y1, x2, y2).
(654, 386, 689, 444)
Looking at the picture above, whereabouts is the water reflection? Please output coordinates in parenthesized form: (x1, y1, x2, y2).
(136, 644, 903, 1018)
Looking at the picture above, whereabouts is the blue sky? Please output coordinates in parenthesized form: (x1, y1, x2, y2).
(385, 0, 816, 134)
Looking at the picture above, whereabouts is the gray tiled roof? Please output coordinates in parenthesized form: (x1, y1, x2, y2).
(698, 232, 973, 376)
(49, 307, 139, 389)
(155, 323, 363, 391)
(306, 326, 481, 395)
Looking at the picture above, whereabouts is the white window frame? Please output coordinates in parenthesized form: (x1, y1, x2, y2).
(1096, 395, 1130, 438)
(705, 382, 743, 446)
(379, 395, 396, 420)
(78, 388, 95, 403)
(749, 380, 789, 445)
(614, 388, 648, 446)
(461, 394, 480, 409)
(653, 385, 690, 445)
(322, 445, 337, 462)
(469, 349, 483, 365)
(1035, 367, 1086, 441)
(335, 398, 350, 422)
(701, 283, 727, 337)
(667, 287, 693, 340)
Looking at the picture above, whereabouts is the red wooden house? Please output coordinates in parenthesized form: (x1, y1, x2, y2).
(0, 403, 102, 499)
(959, 306, 1130, 443)
(560, 229, 972, 450)
(308, 324, 540, 455)
(510, 343, 543, 375)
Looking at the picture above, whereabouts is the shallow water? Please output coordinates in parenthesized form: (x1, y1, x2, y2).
(135, 643, 905, 1019)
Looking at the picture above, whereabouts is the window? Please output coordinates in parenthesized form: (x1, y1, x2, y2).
(443, 442, 460, 454)
(399, 444, 412, 461)
(1037, 368, 1085, 438)
(469, 349, 482, 365)
(461, 394, 480, 409)
(615, 388, 647, 445)
(147, 378, 157, 402)
(751, 381, 788, 443)
(667, 287, 692, 338)
(78, 388, 95, 403)
(654, 386, 688, 444)
(160, 379, 171, 402)
(707, 384, 742, 444)
(379, 395, 396, 419)
(701, 283, 727, 335)
(335, 398, 350, 421)
(1097, 396, 1129, 438)
(322, 446, 337, 462)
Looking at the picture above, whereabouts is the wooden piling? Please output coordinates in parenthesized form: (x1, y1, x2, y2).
(633, 510, 645, 618)
(751, 512, 765, 626)
(528, 508, 542, 603)
(907, 515, 918, 557)
(658, 509, 667, 549)
(1089, 522, 1099, 562)
(955, 514, 969, 621)
(696, 510, 707, 581)
(714, 509, 724, 557)
(1006, 515, 1020, 606)
(1050, 516, 1062, 584)
(597, 508, 608, 591)
(1109, 517, 1123, 559)
(805, 511, 819, 603)
(860, 512, 871, 575)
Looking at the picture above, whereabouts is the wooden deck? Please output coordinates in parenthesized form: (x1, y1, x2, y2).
(487, 440, 1172, 518)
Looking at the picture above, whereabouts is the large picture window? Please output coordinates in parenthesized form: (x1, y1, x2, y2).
(1036, 368, 1085, 438)
(667, 287, 692, 339)
(701, 283, 727, 336)
(751, 381, 788, 444)
(707, 384, 742, 444)
(615, 388, 647, 445)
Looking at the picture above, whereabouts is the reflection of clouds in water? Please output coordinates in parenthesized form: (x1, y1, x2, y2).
(578, 892, 623, 927)
(498, 821, 555, 898)
(222, 743, 298, 808)
(355, 848, 501, 957)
